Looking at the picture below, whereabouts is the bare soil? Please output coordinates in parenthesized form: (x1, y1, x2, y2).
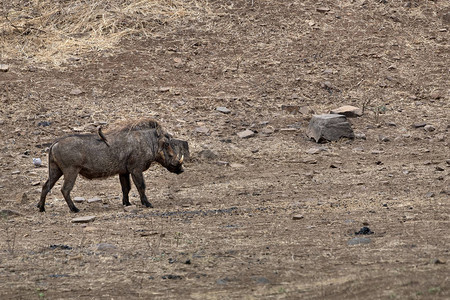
(1, 1, 449, 299)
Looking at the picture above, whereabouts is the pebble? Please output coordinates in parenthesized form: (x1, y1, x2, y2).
(237, 129, 256, 139)
(413, 122, 426, 128)
(292, 214, 304, 220)
(88, 197, 102, 203)
(72, 216, 96, 223)
(355, 227, 374, 235)
(306, 147, 328, 154)
(198, 149, 218, 160)
(355, 133, 366, 140)
(261, 126, 275, 135)
(73, 197, 86, 203)
(195, 126, 209, 134)
(95, 243, 117, 252)
(216, 107, 231, 114)
(424, 125, 435, 132)
(31, 181, 40, 186)
(316, 7, 330, 13)
(33, 158, 42, 167)
(69, 88, 84, 96)
(0, 64, 9, 72)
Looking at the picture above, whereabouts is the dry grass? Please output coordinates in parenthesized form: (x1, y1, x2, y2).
(0, 0, 207, 66)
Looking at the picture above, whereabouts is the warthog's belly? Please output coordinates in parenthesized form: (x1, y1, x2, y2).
(79, 168, 118, 180)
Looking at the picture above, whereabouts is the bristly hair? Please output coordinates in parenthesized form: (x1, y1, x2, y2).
(108, 118, 162, 134)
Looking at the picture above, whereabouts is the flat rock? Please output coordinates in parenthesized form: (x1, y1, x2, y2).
(330, 105, 362, 117)
(195, 126, 209, 134)
(88, 197, 102, 203)
(292, 214, 304, 220)
(95, 243, 117, 252)
(216, 107, 231, 114)
(237, 129, 256, 139)
(69, 88, 84, 96)
(73, 197, 86, 203)
(72, 216, 96, 223)
(306, 114, 354, 143)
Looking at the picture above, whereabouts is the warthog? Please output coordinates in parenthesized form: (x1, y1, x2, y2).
(37, 119, 189, 213)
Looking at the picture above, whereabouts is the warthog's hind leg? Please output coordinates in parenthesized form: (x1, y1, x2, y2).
(37, 164, 63, 212)
(131, 172, 153, 208)
(119, 173, 132, 206)
(61, 168, 80, 213)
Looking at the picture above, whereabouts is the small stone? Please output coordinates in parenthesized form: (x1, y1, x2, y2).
(72, 216, 96, 223)
(330, 105, 362, 118)
(32, 158, 42, 167)
(159, 87, 170, 92)
(378, 135, 390, 142)
(281, 105, 300, 114)
(230, 163, 244, 168)
(424, 125, 435, 132)
(88, 197, 102, 203)
(195, 126, 209, 134)
(316, 7, 330, 13)
(237, 129, 256, 139)
(95, 243, 117, 252)
(355, 227, 374, 235)
(292, 214, 304, 220)
(261, 126, 275, 135)
(198, 149, 218, 160)
(0, 64, 9, 72)
(432, 258, 446, 264)
(413, 122, 426, 128)
(73, 126, 85, 132)
(11, 170, 21, 175)
(347, 237, 371, 245)
(37, 121, 51, 127)
(355, 133, 366, 140)
(435, 166, 444, 172)
(73, 197, 86, 203)
(306, 147, 328, 154)
(69, 88, 84, 96)
(216, 107, 231, 114)
(426, 192, 435, 198)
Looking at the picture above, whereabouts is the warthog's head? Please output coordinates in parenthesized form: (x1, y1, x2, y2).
(156, 133, 189, 174)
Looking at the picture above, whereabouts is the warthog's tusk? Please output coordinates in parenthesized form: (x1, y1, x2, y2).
(179, 155, 184, 164)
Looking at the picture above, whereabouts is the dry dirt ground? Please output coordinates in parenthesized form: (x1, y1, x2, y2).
(0, 0, 449, 299)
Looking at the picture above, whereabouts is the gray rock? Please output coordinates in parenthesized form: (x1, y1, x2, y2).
(347, 237, 371, 245)
(292, 214, 304, 220)
(237, 129, 256, 139)
(330, 105, 362, 117)
(306, 114, 354, 142)
(195, 126, 209, 134)
(69, 88, 84, 96)
(72, 216, 96, 223)
(216, 107, 231, 114)
(424, 125, 435, 132)
(198, 149, 218, 160)
(73, 197, 86, 203)
(95, 243, 117, 252)
(88, 197, 102, 203)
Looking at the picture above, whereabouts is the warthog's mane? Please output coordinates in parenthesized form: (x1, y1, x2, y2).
(108, 118, 163, 135)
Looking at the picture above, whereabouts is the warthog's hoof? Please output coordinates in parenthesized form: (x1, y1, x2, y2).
(71, 206, 80, 213)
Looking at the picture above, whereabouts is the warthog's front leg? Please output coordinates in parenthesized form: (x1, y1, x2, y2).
(38, 164, 63, 212)
(131, 172, 153, 208)
(119, 173, 132, 206)
(61, 168, 80, 213)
